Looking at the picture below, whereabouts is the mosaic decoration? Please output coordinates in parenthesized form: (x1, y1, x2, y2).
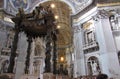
(69, 0, 93, 14)
(5, 0, 93, 15)
(28, 0, 93, 14)
(73, 0, 84, 5)
(31, 0, 44, 3)
(10, 0, 29, 10)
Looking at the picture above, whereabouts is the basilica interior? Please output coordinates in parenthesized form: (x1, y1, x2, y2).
(0, 0, 120, 79)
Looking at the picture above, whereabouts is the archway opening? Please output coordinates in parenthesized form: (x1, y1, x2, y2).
(87, 56, 101, 75)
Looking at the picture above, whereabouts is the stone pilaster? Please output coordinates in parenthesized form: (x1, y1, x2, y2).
(93, 10, 120, 78)
(14, 32, 28, 79)
(29, 41, 35, 75)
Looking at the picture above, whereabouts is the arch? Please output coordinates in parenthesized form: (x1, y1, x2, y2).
(87, 56, 101, 75)
(30, 0, 75, 14)
(88, 56, 97, 60)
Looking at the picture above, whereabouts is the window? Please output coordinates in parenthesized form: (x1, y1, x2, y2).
(82, 19, 95, 45)
(82, 19, 99, 53)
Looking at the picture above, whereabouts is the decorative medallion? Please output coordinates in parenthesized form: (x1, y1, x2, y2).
(10, 0, 29, 10)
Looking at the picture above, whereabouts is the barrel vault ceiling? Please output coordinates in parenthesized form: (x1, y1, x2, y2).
(42, 1, 73, 56)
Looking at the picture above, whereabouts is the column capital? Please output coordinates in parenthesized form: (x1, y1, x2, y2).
(72, 25, 81, 33)
(93, 10, 110, 21)
(98, 10, 110, 19)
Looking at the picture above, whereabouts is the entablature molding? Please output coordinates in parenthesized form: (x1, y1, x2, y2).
(97, 2, 120, 7)
(71, 1, 120, 23)
(72, 7, 97, 24)
(92, 7, 120, 22)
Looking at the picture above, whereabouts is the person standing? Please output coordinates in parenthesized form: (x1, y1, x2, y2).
(96, 73, 108, 79)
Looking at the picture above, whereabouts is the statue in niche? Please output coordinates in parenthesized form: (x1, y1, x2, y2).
(91, 61, 97, 73)
(88, 56, 101, 75)
(109, 15, 118, 30)
(90, 61, 100, 75)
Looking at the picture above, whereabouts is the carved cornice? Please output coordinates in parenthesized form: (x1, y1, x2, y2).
(97, 10, 110, 19)
(93, 8, 120, 22)
(71, 0, 96, 19)
(97, 2, 120, 7)
(69, 0, 93, 14)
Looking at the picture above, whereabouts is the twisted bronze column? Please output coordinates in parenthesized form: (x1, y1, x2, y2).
(45, 35, 52, 72)
(8, 27, 20, 73)
(24, 36, 32, 74)
(52, 32, 57, 74)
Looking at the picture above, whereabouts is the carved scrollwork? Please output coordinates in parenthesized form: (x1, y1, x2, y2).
(73, 25, 81, 33)
(98, 10, 110, 18)
(94, 9, 120, 21)
(92, 10, 110, 22)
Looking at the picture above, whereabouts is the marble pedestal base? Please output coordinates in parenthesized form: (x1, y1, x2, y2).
(20, 74, 38, 79)
(0, 73, 14, 79)
(43, 73, 55, 79)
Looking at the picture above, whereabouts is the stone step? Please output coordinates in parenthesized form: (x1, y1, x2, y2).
(0, 73, 14, 79)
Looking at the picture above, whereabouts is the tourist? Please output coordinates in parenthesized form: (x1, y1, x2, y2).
(96, 73, 108, 79)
